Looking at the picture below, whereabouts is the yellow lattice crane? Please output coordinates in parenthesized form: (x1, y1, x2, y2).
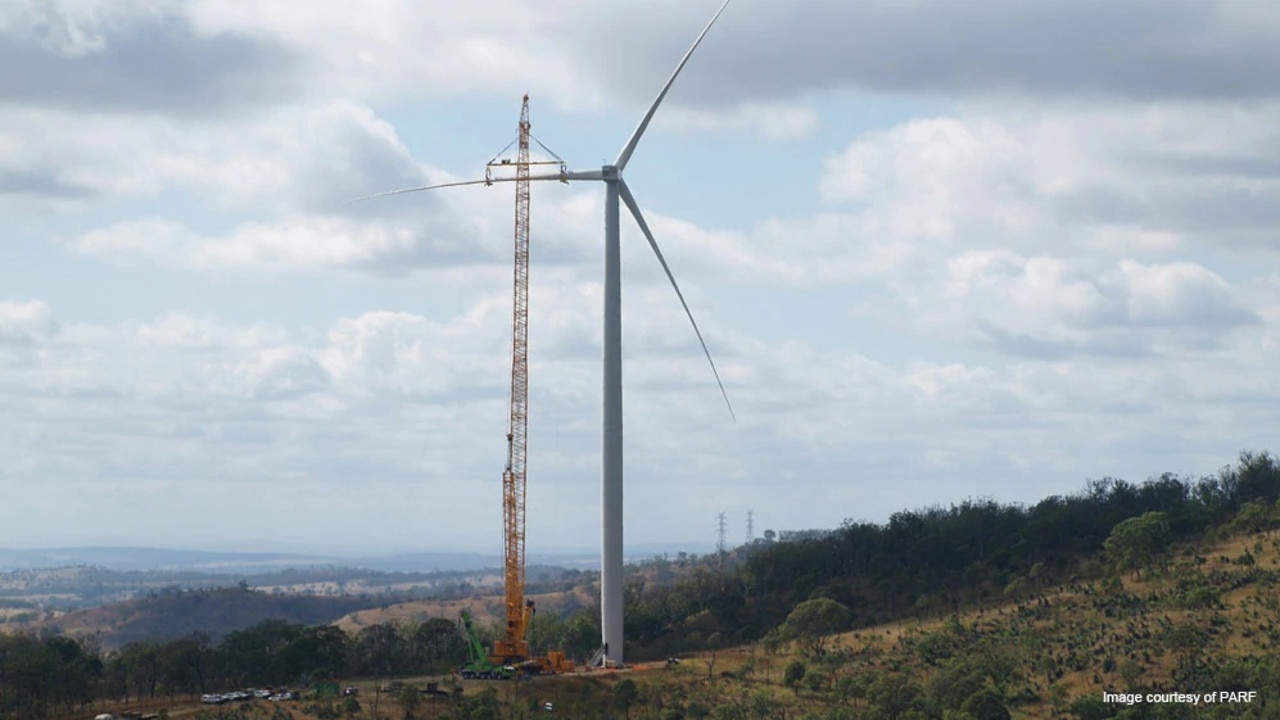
(483, 96, 573, 675)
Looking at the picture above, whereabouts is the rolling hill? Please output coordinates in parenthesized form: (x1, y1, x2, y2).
(32, 586, 379, 650)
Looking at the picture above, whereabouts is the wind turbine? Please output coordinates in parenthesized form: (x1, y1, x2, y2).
(355, 0, 735, 666)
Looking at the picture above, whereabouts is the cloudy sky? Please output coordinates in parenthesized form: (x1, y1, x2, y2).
(2, 0, 1278, 556)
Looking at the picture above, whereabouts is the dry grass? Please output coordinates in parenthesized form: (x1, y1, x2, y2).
(39, 528, 1280, 720)
(625, 528, 1280, 719)
(333, 585, 596, 633)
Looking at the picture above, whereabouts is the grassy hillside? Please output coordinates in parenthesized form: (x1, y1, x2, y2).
(301, 524, 1280, 719)
(78, 526, 1280, 720)
(569, 527, 1280, 719)
(35, 586, 380, 650)
(9, 454, 1280, 720)
(332, 584, 597, 634)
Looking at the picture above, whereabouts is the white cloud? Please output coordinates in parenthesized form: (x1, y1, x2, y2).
(7, 1, 1280, 552)
(0, 0, 155, 58)
(656, 100, 821, 139)
(0, 101, 428, 210)
(182, 0, 598, 111)
(70, 215, 435, 274)
(5, 275, 1280, 550)
(9, 1, 1280, 129)
(0, 299, 58, 347)
(63, 183, 608, 278)
(924, 252, 1256, 357)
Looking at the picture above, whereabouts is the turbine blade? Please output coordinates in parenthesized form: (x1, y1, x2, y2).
(344, 178, 492, 203)
(615, 0, 733, 171)
(563, 169, 606, 181)
(346, 170, 602, 203)
(619, 180, 735, 422)
(487, 169, 606, 182)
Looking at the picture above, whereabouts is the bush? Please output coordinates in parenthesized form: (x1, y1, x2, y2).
(784, 660, 807, 695)
(803, 670, 828, 693)
(960, 688, 1010, 720)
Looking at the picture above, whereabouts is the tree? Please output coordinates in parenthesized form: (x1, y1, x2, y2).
(2, 635, 59, 717)
(866, 672, 921, 720)
(780, 598, 850, 657)
(747, 689, 779, 720)
(836, 675, 868, 707)
(760, 630, 783, 682)
(973, 645, 1021, 695)
(713, 703, 746, 720)
(218, 619, 299, 686)
(353, 623, 410, 678)
(159, 639, 198, 698)
(1103, 512, 1171, 577)
(960, 688, 1010, 720)
(612, 678, 639, 720)
(119, 641, 162, 701)
(1068, 696, 1112, 720)
(925, 659, 985, 712)
(783, 660, 806, 696)
(558, 610, 601, 660)
(296, 625, 349, 677)
(413, 618, 464, 673)
(167, 632, 213, 695)
(1231, 500, 1274, 537)
(686, 701, 711, 720)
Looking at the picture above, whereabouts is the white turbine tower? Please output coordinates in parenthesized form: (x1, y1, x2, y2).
(356, 0, 735, 666)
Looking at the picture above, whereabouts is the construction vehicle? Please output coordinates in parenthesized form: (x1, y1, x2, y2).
(458, 609, 515, 680)
(456, 97, 574, 680)
(457, 607, 574, 679)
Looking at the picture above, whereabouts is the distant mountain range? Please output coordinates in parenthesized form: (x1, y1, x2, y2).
(0, 543, 712, 574)
(0, 547, 327, 573)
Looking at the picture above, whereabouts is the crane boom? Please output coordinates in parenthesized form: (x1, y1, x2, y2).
(495, 95, 533, 663)
(470, 97, 572, 677)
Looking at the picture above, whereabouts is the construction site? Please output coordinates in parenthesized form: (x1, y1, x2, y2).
(451, 96, 587, 681)
(352, 1, 738, 678)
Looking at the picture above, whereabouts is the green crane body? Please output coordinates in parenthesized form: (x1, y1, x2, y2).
(457, 610, 515, 680)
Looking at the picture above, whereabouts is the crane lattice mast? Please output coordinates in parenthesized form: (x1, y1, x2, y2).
(496, 94, 533, 662)
(478, 95, 565, 668)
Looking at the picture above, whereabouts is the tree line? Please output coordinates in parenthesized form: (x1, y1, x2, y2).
(0, 611, 559, 719)
(5, 451, 1280, 717)
(616, 451, 1280, 659)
